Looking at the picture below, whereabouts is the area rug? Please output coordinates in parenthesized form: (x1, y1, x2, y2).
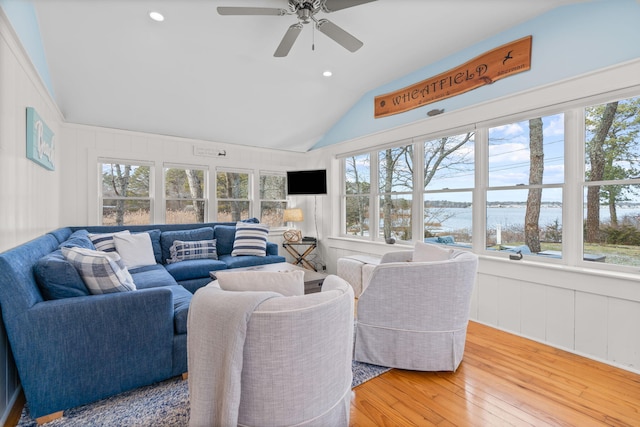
(17, 361, 390, 426)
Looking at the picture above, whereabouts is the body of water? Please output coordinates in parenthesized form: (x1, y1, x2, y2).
(431, 207, 640, 232)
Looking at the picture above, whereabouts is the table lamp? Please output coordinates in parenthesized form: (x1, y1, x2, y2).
(283, 208, 304, 242)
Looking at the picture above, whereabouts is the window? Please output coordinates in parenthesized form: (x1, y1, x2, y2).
(487, 114, 564, 255)
(164, 166, 207, 224)
(583, 96, 640, 267)
(259, 172, 287, 227)
(340, 90, 640, 273)
(422, 132, 475, 246)
(100, 161, 151, 225)
(345, 153, 371, 237)
(379, 145, 413, 241)
(216, 169, 250, 221)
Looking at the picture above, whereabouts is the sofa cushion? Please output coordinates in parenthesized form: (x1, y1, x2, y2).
(168, 239, 218, 264)
(33, 250, 91, 300)
(144, 229, 163, 264)
(62, 247, 136, 294)
(165, 285, 192, 334)
(218, 254, 286, 269)
(216, 270, 304, 296)
(88, 230, 131, 252)
(231, 222, 269, 257)
(160, 227, 214, 264)
(164, 258, 227, 282)
(213, 225, 236, 256)
(130, 264, 179, 290)
(113, 232, 157, 269)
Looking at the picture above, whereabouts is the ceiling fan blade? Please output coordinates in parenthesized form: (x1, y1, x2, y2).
(321, 0, 377, 13)
(316, 19, 363, 52)
(217, 7, 287, 16)
(274, 23, 303, 57)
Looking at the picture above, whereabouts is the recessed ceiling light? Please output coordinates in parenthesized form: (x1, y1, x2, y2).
(323, 70, 333, 77)
(149, 11, 164, 22)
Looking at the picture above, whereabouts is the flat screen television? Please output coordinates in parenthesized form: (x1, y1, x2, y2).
(286, 169, 327, 195)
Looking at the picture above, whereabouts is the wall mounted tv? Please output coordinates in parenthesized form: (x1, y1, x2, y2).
(286, 169, 327, 195)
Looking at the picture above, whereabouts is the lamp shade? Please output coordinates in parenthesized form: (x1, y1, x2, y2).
(283, 208, 304, 222)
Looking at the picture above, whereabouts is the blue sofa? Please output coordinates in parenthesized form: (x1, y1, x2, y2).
(0, 222, 285, 421)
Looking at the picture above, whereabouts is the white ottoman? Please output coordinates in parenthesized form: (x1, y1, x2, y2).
(337, 255, 381, 298)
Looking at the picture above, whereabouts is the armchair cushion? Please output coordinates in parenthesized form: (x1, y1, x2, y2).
(215, 270, 305, 296)
(412, 241, 453, 262)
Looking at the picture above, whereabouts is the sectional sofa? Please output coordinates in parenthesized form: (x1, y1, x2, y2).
(0, 221, 285, 422)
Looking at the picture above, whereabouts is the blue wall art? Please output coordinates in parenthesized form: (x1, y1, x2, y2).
(26, 107, 55, 170)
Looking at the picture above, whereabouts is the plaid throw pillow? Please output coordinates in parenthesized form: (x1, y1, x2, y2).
(231, 222, 269, 257)
(167, 239, 218, 264)
(61, 247, 136, 294)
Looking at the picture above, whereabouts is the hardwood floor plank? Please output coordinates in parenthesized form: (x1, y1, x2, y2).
(350, 321, 640, 426)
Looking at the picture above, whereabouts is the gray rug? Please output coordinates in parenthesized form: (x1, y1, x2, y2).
(17, 361, 390, 426)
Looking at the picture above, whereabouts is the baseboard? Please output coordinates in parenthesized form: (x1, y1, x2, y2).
(2, 386, 24, 427)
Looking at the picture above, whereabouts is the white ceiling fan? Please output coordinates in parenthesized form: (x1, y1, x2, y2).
(217, 0, 377, 57)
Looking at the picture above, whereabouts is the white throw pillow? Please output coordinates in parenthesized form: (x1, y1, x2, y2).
(215, 270, 305, 296)
(61, 247, 136, 294)
(113, 232, 157, 269)
(88, 230, 131, 252)
(413, 241, 453, 262)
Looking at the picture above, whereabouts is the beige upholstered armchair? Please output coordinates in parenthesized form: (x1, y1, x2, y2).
(188, 274, 354, 427)
(354, 243, 478, 371)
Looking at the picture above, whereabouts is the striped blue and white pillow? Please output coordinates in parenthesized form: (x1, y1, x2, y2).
(167, 239, 218, 264)
(231, 222, 269, 257)
(88, 230, 130, 252)
(61, 247, 136, 294)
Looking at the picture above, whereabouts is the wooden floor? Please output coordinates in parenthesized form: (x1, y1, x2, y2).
(350, 321, 640, 426)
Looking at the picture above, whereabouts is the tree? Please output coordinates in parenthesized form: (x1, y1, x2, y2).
(525, 118, 543, 253)
(345, 155, 370, 236)
(107, 163, 131, 225)
(380, 147, 412, 240)
(185, 170, 205, 222)
(585, 102, 618, 242)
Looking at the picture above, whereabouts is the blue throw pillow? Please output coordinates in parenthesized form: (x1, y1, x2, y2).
(437, 235, 455, 244)
(33, 250, 90, 300)
(213, 225, 236, 256)
(160, 227, 214, 264)
(59, 230, 96, 250)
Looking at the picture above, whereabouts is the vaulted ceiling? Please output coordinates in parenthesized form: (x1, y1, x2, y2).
(32, 0, 588, 152)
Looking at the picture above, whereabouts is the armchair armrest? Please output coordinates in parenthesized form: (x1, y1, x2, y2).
(13, 288, 174, 419)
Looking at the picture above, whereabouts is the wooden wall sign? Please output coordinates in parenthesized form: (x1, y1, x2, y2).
(374, 36, 532, 118)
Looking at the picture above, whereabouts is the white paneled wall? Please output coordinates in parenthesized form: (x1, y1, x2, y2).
(60, 124, 313, 227)
(472, 256, 640, 373)
(0, 10, 63, 424)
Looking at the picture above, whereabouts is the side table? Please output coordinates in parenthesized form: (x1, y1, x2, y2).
(283, 241, 318, 271)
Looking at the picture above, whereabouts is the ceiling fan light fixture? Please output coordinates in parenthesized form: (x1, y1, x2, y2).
(322, 70, 332, 77)
(149, 11, 164, 22)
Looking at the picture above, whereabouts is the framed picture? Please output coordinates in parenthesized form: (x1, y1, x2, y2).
(26, 107, 55, 171)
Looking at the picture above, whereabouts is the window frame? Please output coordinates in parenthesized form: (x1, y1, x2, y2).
(163, 163, 208, 224)
(98, 158, 154, 226)
(339, 87, 640, 275)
